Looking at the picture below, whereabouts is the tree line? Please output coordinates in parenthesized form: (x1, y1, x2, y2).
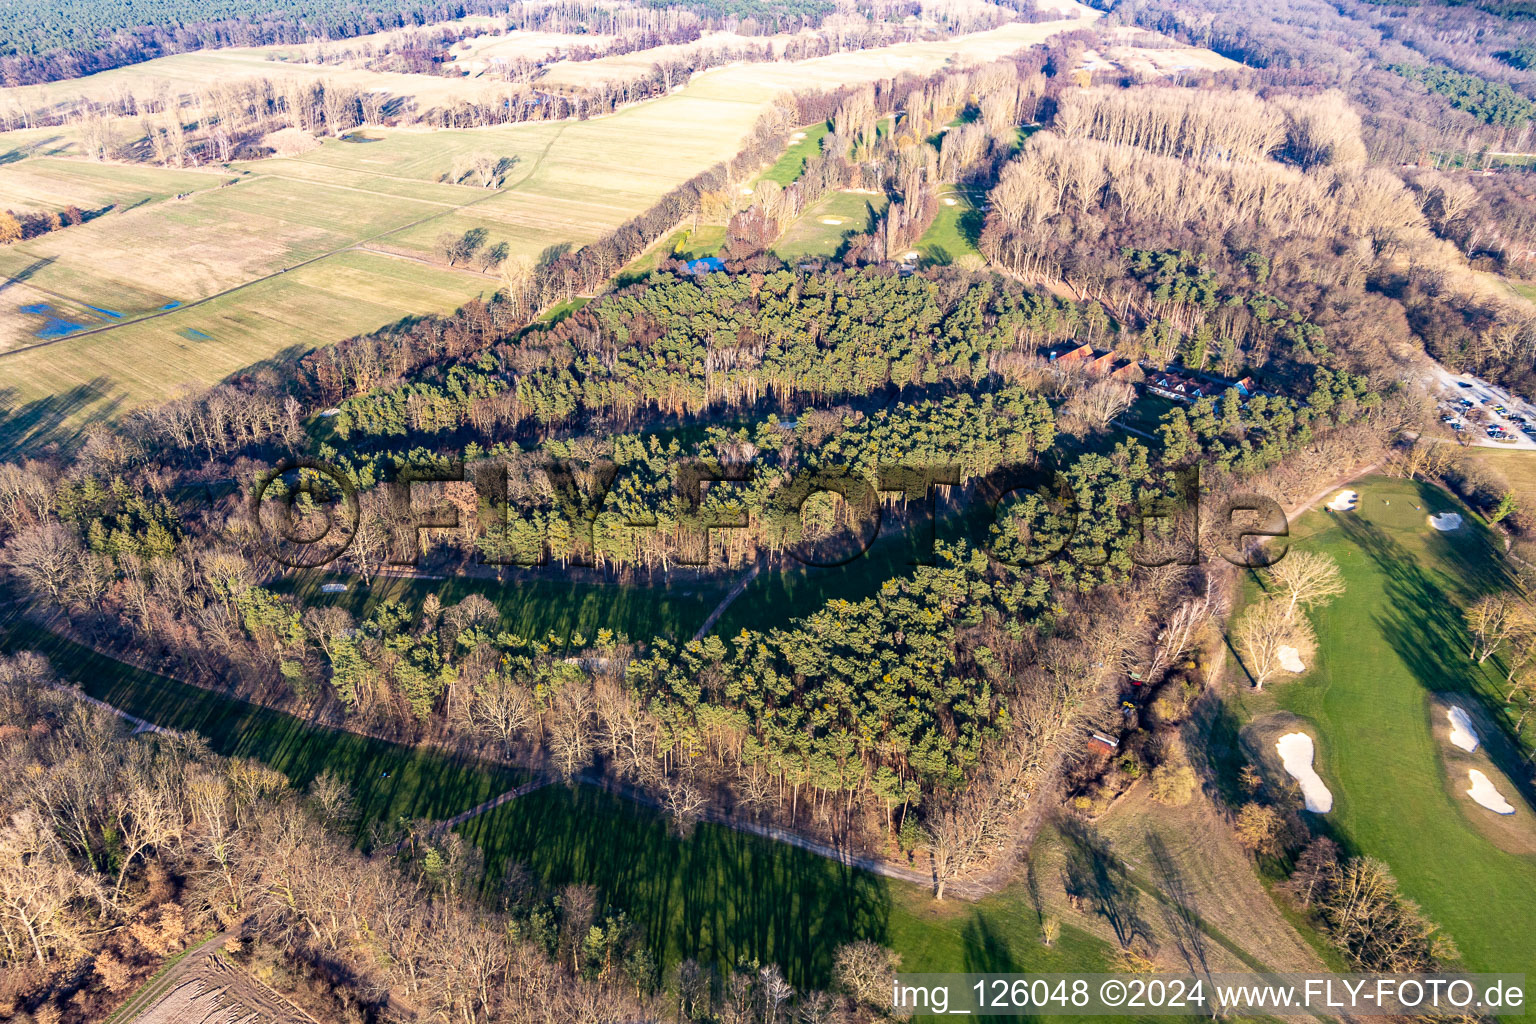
(0, 655, 905, 1023)
(0, 0, 838, 87)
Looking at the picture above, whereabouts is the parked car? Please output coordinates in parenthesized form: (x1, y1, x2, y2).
(1458, 381, 1474, 388)
(1495, 405, 1508, 415)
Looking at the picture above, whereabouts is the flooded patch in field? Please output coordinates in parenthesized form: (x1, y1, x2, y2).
(36, 316, 87, 338)
(179, 327, 213, 341)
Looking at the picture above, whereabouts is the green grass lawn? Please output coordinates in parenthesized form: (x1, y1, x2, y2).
(773, 190, 887, 262)
(458, 783, 1150, 1018)
(1223, 475, 1536, 975)
(915, 190, 983, 264)
(276, 568, 728, 646)
(755, 123, 831, 187)
(0, 619, 522, 843)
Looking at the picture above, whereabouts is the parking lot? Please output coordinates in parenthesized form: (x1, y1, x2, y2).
(1428, 365, 1536, 450)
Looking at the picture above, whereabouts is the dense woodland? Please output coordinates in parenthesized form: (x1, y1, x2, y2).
(0, 661, 906, 1023)
(2, 3, 1535, 1018)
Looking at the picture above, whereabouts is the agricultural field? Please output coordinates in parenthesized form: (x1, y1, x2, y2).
(0, 10, 1103, 453)
(1224, 475, 1536, 975)
(0, 45, 515, 121)
(537, 30, 801, 88)
(0, 156, 230, 213)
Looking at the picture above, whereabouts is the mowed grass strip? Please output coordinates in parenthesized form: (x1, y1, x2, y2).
(275, 568, 729, 646)
(755, 122, 831, 187)
(1227, 475, 1536, 975)
(457, 783, 1141, 1012)
(916, 189, 984, 263)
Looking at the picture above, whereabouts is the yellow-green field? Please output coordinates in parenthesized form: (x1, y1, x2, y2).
(1, 250, 493, 453)
(0, 157, 231, 213)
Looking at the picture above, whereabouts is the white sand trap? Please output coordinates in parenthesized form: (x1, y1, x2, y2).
(320, 583, 348, 594)
(819, 217, 847, 225)
(902, 250, 920, 260)
(1466, 769, 1516, 815)
(1326, 489, 1358, 511)
(1277, 645, 1306, 673)
(739, 186, 754, 196)
(943, 196, 959, 206)
(1447, 706, 1480, 752)
(790, 131, 807, 140)
(1276, 733, 1333, 813)
(1429, 512, 1463, 531)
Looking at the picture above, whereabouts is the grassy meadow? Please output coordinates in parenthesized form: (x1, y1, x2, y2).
(1223, 475, 1536, 975)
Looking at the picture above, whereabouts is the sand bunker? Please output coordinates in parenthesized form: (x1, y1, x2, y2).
(1277, 645, 1306, 673)
(943, 196, 959, 206)
(790, 131, 807, 140)
(1429, 512, 1463, 531)
(320, 583, 348, 594)
(1466, 769, 1516, 815)
(819, 217, 847, 225)
(1276, 733, 1333, 813)
(901, 250, 920, 261)
(1326, 489, 1358, 511)
(739, 185, 754, 196)
(1447, 706, 1480, 752)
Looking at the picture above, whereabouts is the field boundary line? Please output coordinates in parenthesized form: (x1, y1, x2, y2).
(258, 173, 465, 206)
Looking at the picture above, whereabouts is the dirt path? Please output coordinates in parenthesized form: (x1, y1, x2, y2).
(55, 682, 178, 737)
(1282, 460, 1383, 520)
(691, 562, 761, 641)
(110, 932, 322, 1024)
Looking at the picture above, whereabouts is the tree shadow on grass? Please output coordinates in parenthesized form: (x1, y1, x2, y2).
(1057, 817, 1148, 951)
(458, 783, 891, 989)
(0, 622, 522, 848)
(1145, 831, 1210, 978)
(1335, 510, 1536, 809)
(0, 379, 123, 459)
